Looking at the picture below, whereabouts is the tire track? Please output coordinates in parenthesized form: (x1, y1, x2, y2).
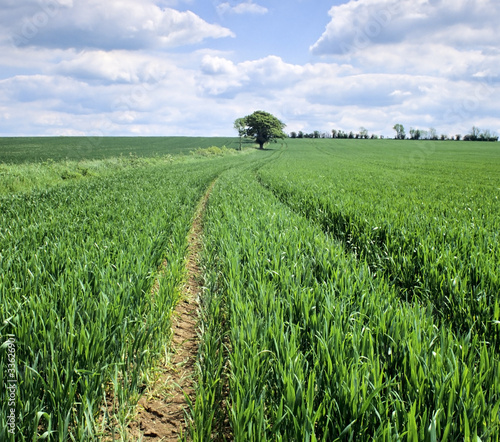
(127, 180, 217, 441)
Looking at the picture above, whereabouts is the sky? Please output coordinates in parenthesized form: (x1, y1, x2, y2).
(0, 0, 499, 137)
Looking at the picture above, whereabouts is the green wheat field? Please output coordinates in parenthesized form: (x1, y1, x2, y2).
(1, 137, 499, 440)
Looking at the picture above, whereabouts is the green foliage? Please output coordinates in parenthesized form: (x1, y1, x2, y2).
(0, 136, 240, 164)
(234, 118, 247, 151)
(193, 139, 500, 440)
(2, 137, 499, 440)
(240, 110, 287, 149)
(393, 123, 406, 140)
(0, 153, 252, 440)
(0, 155, 176, 195)
(191, 145, 235, 157)
(258, 139, 500, 348)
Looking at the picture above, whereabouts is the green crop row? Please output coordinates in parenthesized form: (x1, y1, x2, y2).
(0, 140, 254, 195)
(0, 154, 175, 195)
(257, 140, 500, 348)
(2, 137, 498, 440)
(0, 136, 243, 164)
(0, 153, 251, 440)
(192, 147, 500, 440)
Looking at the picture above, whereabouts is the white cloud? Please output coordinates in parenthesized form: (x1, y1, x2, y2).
(217, 1, 268, 15)
(1, 0, 234, 50)
(1, 44, 499, 137)
(390, 90, 412, 97)
(198, 55, 313, 97)
(55, 50, 177, 85)
(0, 1, 499, 138)
(301, 0, 500, 136)
(200, 55, 239, 76)
(311, 0, 500, 56)
(196, 51, 500, 136)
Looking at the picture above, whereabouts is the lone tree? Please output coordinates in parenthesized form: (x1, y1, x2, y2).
(238, 110, 286, 149)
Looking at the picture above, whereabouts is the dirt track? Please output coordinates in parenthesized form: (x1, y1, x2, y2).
(127, 181, 216, 441)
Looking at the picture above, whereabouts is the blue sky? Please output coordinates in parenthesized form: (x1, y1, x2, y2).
(184, 1, 337, 63)
(0, 0, 499, 138)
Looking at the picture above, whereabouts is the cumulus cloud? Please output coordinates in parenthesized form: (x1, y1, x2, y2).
(311, 0, 500, 56)
(1, 0, 234, 50)
(195, 50, 500, 136)
(303, 0, 500, 136)
(55, 50, 171, 84)
(1, 41, 499, 137)
(200, 55, 239, 76)
(1, 0, 499, 138)
(216, 1, 268, 15)
(198, 55, 310, 97)
(0, 73, 121, 115)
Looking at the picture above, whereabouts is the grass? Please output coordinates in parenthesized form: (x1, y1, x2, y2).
(0, 139, 257, 441)
(0, 136, 246, 164)
(193, 138, 500, 440)
(1, 136, 499, 440)
(0, 139, 257, 195)
(258, 139, 500, 346)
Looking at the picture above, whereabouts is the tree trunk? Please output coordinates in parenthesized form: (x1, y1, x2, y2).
(258, 141, 264, 149)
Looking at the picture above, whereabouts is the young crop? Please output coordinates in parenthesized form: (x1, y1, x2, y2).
(257, 140, 500, 348)
(2, 137, 499, 440)
(0, 153, 248, 440)
(193, 140, 500, 440)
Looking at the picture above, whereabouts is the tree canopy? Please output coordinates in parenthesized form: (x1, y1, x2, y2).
(237, 111, 286, 149)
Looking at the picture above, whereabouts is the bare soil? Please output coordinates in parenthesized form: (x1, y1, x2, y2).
(125, 181, 216, 441)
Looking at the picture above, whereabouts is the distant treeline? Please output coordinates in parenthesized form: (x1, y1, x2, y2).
(289, 125, 499, 142)
(393, 125, 498, 142)
(290, 129, 378, 139)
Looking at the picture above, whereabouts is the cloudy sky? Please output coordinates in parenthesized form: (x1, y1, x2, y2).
(0, 0, 499, 137)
